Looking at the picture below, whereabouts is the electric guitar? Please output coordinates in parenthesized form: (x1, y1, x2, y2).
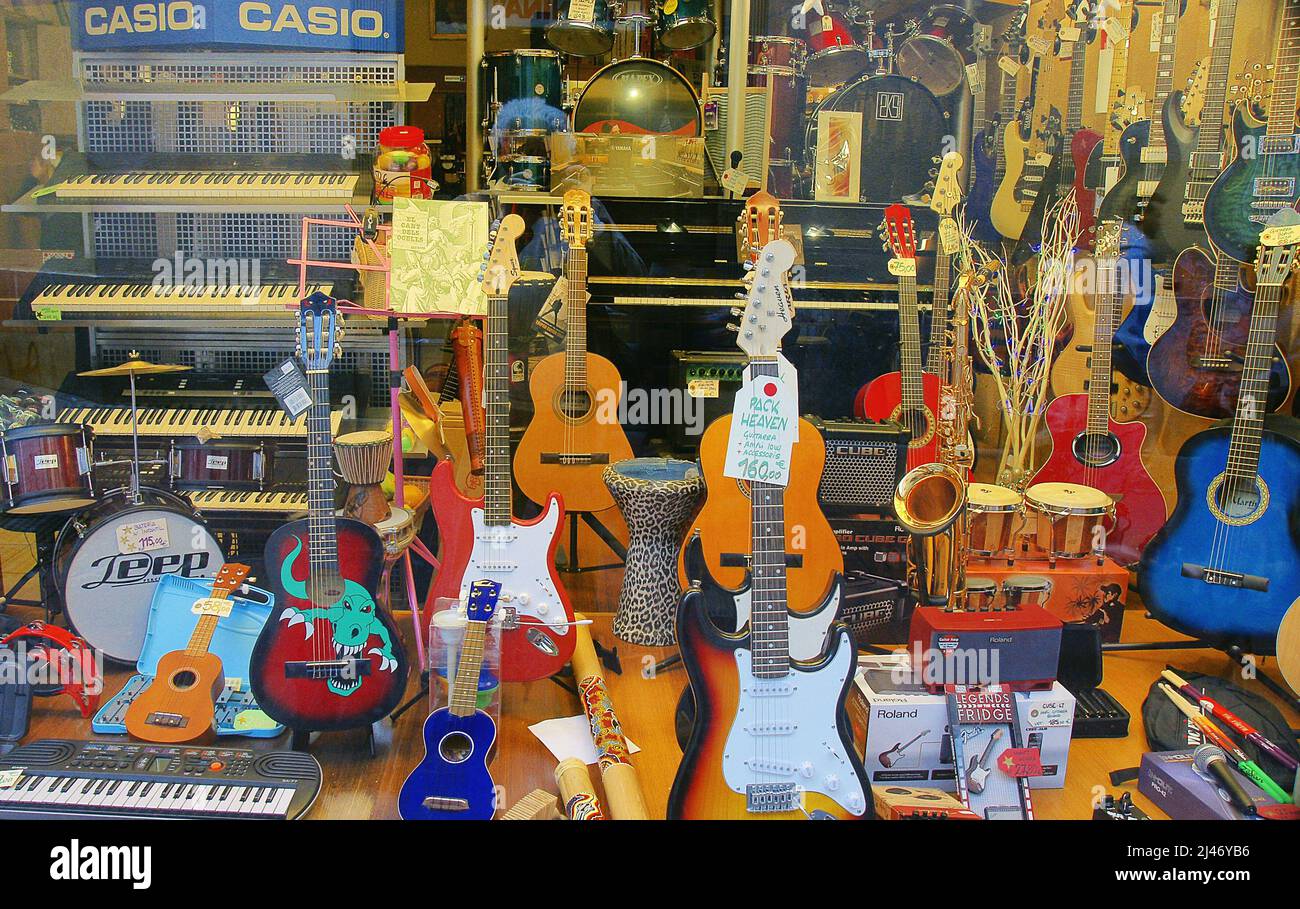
(1147, 246, 1291, 419)
(516, 189, 633, 513)
(426, 215, 576, 683)
(856, 204, 942, 470)
(879, 729, 930, 768)
(966, 18, 1015, 244)
(1141, 0, 1242, 264)
(667, 238, 868, 821)
(1032, 222, 1167, 567)
(1139, 210, 1300, 653)
(124, 563, 251, 744)
(1204, 0, 1300, 263)
(250, 293, 408, 731)
(966, 728, 1004, 795)
(398, 579, 501, 821)
(926, 153, 967, 381)
(679, 191, 843, 612)
(1079, 0, 1137, 250)
(1056, 2, 1103, 249)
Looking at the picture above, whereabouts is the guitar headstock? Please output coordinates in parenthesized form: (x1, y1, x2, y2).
(480, 214, 525, 297)
(297, 292, 340, 371)
(1094, 220, 1123, 260)
(1256, 209, 1300, 292)
(929, 153, 965, 218)
(561, 190, 595, 250)
(466, 579, 502, 623)
(212, 563, 252, 596)
(734, 239, 797, 360)
(882, 204, 918, 260)
(744, 191, 784, 263)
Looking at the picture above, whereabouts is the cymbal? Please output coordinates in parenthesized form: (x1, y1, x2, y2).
(78, 359, 192, 378)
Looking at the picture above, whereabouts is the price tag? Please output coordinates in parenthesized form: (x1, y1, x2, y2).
(687, 378, 720, 398)
(233, 709, 279, 732)
(1058, 25, 1081, 43)
(997, 56, 1020, 77)
(965, 63, 983, 95)
(0, 769, 24, 789)
(1262, 223, 1300, 247)
(939, 219, 962, 255)
(721, 167, 749, 195)
(723, 370, 798, 488)
(34, 306, 61, 322)
(191, 597, 234, 618)
(1026, 698, 1074, 728)
(998, 747, 1045, 779)
(1103, 17, 1126, 43)
(568, 0, 595, 22)
(264, 358, 312, 420)
(888, 257, 917, 277)
(117, 518, 170, 555)
(1025, 36, 1050, 57)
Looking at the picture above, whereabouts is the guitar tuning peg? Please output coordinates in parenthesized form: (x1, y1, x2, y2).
(725, 323, 740, 333)
(730, 307, 744, 317)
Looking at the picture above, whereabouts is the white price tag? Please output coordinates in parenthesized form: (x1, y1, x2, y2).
(688, 378, 720, 399)
(888, 257, 917, 277)
(939, 219, 962, 255)
(1103, 18, 1126, 43)
(117, 518, 170, 555)
(568, 0, 595, 22)
(0, 769, 24, 789)
(1058, 25, 1081, 43)
(721, 167, 749, 194)
(191, 597, 234, 618)
(284, 387, 312, 417)
(1026, 36, 1050, 57)
(997, 56, 1020, 77)
(723, 371, 798, 488)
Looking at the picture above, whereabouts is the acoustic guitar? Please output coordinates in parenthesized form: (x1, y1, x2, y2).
(516, 189, 633, 513)
(124, 562, 251, 744)
(1277, 599, 1300, 697)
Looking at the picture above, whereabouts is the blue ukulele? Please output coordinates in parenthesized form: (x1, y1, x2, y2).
(398, 580, 501, 820)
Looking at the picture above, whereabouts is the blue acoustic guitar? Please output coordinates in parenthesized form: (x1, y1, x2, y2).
(398, 580, 501, 820)
(1204, 0, 1300, 263)
(1139, 211, 1300, 653)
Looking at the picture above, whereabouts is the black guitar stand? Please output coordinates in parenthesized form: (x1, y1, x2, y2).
(289, 721, 383, 758)
(1103, 637, 1300, 715)
(390, 668, 432, 723)
(559, 510, 627, 574)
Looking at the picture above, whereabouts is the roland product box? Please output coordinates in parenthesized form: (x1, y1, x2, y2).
(966, 554, 1128, 643)
(847, 654, 1074, 791)
(1138, 749, 1289, 820)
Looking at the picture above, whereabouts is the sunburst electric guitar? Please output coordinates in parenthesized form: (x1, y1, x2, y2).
(668, 238, 868, 821)
(426, 215, 576, 682)
(516, 189, 633, 513)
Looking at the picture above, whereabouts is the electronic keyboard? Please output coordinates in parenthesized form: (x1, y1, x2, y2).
(188, 489, 309, 514)
(0, 740, 321, 820)
(59, 406, 342, 439)
(52, 172, 359, 201)
(32, 281, 333, 319)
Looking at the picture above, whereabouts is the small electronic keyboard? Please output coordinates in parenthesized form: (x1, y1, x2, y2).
(59, 406, 342, 439)
(52, 172, 359, 201)
(0, 740, 321, 820)
(188, 488, 309, 514)
(32, 281, 334, 319)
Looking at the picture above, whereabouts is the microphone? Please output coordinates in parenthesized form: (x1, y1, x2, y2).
(1193, 744, 1257, 817)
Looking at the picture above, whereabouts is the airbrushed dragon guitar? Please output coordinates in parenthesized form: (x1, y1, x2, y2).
(426, 215, 576, 683)
(250, 292, 409, 732)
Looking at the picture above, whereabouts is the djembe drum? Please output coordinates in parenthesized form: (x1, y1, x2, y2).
(603, 458, 705, 646)
(334, 430, 393, 525)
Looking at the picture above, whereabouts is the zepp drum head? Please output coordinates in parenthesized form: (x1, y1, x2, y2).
(59, 505, 224, 664)
(574, 59, 701, 136)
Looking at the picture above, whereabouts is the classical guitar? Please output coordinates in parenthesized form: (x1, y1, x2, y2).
(1147, 246, 1291, 419)
(250, 292, 409, 732)
(398, 579, 501, 821)
(1205, 0, 1300, 264)
(1141, 0, 1242, 264)
(966, 728, 1004, 795)
(124, 562, 251, 744)
(1278, 598, 1300, 697)
(516, 189, 633, 514)
(1055, 2, 1103, 250)
(668, 239, 869, 821)
(856, 204, 942, 470)
(678, 191, 842, 613)
(427, 215, 576, 683)
(1032, 222, 1167, 567)
(1139, 210, 1300, 653)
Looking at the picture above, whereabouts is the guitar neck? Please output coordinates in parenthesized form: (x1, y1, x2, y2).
(995, 62, 1020, 180)
(564, 245, 589, 386)
(484, 291, 512, 525)
(748, 359, 791, 679)
(899, 270, 925, 405)
(1145, 0, 1183, 156)
(1101, 7, 1134, 156)
(1190, 0, 1241, 165)
(448, 619, 489, 717)
(1265, 0, 1300, 142)
(306, 368, 339, 566)
(927, 249, 953, 376)
(1225, 264, 1285, 483)
(1086, 253, 1121, 433)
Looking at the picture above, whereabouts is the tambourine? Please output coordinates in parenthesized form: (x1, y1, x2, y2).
(0, 622, 102, 718)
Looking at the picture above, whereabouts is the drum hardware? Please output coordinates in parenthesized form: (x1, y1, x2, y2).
(612, 13, 655, 61)
(333, 429, 394, 527)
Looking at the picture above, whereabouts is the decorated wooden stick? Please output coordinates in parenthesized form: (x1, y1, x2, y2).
(571, 613, 650, 820)
(555, 757, 605, 820)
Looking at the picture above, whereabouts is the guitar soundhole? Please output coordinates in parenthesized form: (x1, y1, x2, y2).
(1216, 479, 1264, 522)
(558, 388, 593, 421)
(439, 731, 474, 764)
(170, 670, 198, 691)
(1071, 432, 1121, 468)
(897, 406, 933, 447)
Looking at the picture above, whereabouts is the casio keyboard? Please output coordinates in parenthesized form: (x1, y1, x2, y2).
(59, 405, 342, 440)
(0, 740, 321, 820)
(32, 281, 334, 320)
(51, 172, 360, 201)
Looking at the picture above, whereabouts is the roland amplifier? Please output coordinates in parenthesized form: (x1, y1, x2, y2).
(808, 417, 909, 513)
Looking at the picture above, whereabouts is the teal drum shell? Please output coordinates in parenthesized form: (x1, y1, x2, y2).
(547, 0, 615, 57)
(657, 0, 716, 51)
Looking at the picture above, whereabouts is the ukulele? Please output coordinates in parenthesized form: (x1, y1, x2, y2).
(1031, 222, 1167, 567)
(678, 191, 843, 613)
(426, 215, 576, 682)
(966, 728, 1005, 795)
(1139, 210, 1300, 653)
(399, 579, 501, 821)
(856, 203, 943, 470)
(124, 563, 251, 744)
(516, 189, 633, 513)
(250, 292, 409, 732)
(668, 239, 868, 821)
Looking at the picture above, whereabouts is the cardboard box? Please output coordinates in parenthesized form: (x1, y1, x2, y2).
(1139, 749, 1288, 820)
(967, 554, 1128, 643)
(849, 654, 1075, 791)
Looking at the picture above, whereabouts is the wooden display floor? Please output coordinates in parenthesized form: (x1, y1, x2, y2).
(2, 528, 1296, 820)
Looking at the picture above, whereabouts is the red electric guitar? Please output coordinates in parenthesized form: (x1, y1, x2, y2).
(856, 204, 942, 469)
(426, 215, 576, 682)
(1030, 221, 1166, 566)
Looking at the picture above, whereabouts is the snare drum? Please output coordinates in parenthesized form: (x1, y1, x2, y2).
(805, 7, 869, 86)
(1001, 575, 1054, 610)
(897, 4, 976, 97)
(657, 0, 716, 51)
(375, 505, 417, 564)
(548, 0, 615, 57)
(1024, 483, 1115, 562)
(0, 423, 95, 516)
(967, 483, 1023, 559)
(170, 440, 265, 491)
(751, 35, 807, 70)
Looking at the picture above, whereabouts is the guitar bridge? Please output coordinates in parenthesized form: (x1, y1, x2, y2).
(422, 796, 470, 812)
(1180, 563, 1269, 592)
(539, 453, 611, 466)
(746, 782, 802, 813)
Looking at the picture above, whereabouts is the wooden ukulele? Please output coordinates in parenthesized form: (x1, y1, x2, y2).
(856, 203, 943, 470)
(678, 191, 843, 612)
(516, 189, 633, 513)
(124, 563, 251, 744)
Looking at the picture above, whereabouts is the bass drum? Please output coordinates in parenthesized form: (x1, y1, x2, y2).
(804, 74, 947, 203)
(54, 488, 225, 665)
(573, 58, 701, 136)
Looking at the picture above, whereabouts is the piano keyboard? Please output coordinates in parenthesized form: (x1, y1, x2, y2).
(60, 406, 342, 439)
(189, 489, 309, 514)
(33, 281, 333, 318)
(0, 740, 321, 820)
(52, 172, 360, 201)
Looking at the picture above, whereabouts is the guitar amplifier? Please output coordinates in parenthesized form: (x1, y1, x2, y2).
(670, 350, 749, 447)
(808, 417, 909, 513)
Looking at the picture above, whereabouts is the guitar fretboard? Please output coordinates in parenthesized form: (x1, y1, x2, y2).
(1086, 244, 1121, 436)
(484, 290, 512, 526)
(1186, 0, 1241, 195)
(307, 369, 340, 570)
(1142, 0, 1184, 178)
(1099, 2, 1133, 158)
(1265, 0, 1300, 142)
(898, 265, 925, 412)
(927, 243, 953, 376)
(449, 619, 489, 717)
(564, 246, 589, 390)
(1225, 258, 1285, 485)
(748, 359, 791, 680)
